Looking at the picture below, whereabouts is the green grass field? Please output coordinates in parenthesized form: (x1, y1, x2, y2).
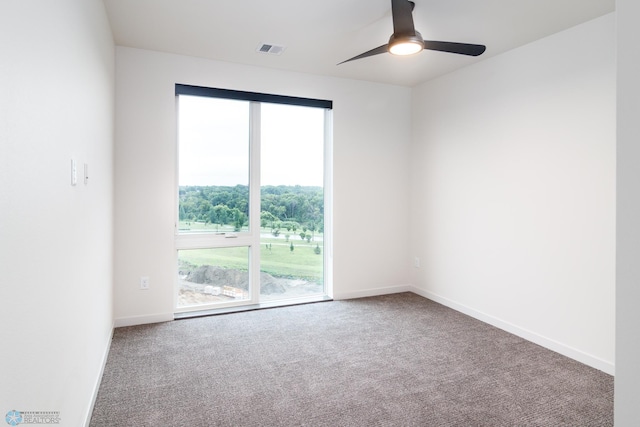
(178, 226, 323, 281)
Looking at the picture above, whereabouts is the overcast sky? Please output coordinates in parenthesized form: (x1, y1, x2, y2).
(178, 95, 324, 187)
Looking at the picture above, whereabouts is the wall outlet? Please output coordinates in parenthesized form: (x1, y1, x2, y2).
(414, 257, 421, 268)
(140, 276, 149, 290)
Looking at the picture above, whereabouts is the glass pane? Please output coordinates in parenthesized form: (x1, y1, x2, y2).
(259, 103, 325, 301)
(177, 247, 250, 307)
(178, 95, 250, 234)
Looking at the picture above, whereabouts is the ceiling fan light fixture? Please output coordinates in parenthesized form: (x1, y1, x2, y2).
(388, 32, 424, 56)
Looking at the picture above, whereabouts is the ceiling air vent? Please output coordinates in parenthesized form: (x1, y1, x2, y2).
(256, 43, 285, 55)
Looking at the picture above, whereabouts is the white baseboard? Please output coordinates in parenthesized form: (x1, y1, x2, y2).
(84, 324, 114, 427)
(333, 284, 413, 300)
(114, 312, 174, 327)
(409, 286, 614, 375)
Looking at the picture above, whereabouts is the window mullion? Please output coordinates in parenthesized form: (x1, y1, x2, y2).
(249, 102, 262, 304)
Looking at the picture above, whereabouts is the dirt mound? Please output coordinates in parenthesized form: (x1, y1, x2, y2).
(184, 265, 286, 294)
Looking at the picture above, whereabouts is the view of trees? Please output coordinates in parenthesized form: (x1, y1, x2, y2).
(178, 185, 324, 233)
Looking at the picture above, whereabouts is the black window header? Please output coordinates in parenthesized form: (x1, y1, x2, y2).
(175, 84, 332, 110)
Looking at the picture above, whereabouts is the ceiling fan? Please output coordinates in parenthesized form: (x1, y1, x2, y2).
(338, 0, 486, 65)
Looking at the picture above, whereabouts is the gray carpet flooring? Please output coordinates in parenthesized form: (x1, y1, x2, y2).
(90, 293, 613, 426)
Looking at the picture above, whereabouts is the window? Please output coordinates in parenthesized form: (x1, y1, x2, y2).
(175, 84, 332, 312)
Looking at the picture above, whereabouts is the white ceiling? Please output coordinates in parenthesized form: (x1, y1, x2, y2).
(102, 0, 614, 87)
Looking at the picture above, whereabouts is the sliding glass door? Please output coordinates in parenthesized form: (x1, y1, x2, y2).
(175, 86, 331, 312)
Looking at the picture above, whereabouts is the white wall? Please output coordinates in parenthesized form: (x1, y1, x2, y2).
(0, 1, 114, 426)
(113, 47, 411, 324)
(615, 0, 640, 424)
(409, 14, 615, 373)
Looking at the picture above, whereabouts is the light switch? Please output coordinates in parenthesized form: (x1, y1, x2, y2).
(84, 163, 88, 185)
(71, 159, 77, 186)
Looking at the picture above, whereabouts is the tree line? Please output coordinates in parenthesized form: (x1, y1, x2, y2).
(179, 185, 324, 233)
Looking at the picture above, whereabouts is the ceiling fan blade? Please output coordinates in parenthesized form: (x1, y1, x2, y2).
(391, 0, 417, 35)
(423, 40, 486, 56)
(337, 44, 389, 65)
